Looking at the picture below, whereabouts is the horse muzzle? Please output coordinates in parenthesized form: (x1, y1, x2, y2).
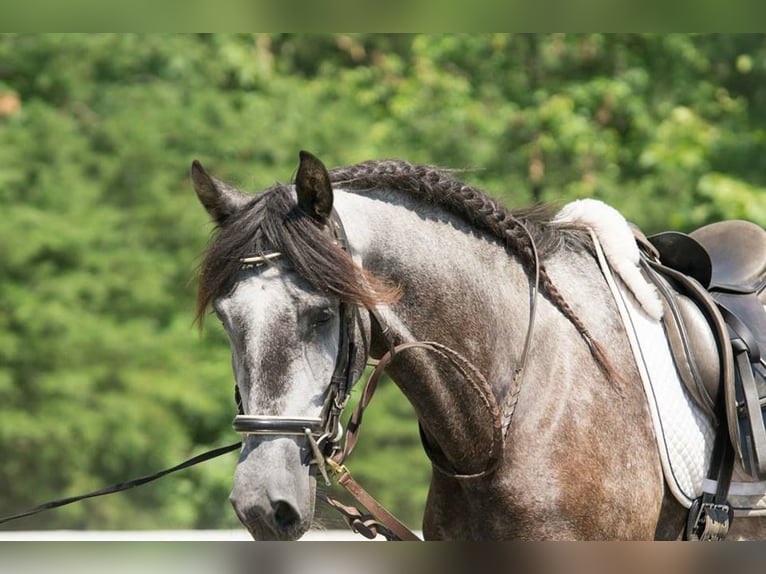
(230, 436, 316, 540)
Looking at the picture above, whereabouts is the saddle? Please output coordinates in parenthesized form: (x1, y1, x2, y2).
(639, 220, 766, 481)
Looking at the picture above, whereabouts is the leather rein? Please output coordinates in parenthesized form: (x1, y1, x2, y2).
(231, 209, 541, 540)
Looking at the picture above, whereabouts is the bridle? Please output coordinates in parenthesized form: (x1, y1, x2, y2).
(0, 209, 385, 537)
(229, 209, 425, 540)
(231, 209, 366, 484)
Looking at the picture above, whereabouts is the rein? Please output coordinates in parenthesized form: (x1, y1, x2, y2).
(0, 441, 241, 526)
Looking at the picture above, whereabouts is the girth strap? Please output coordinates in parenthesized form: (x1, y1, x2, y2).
(732, 343, 766, 478)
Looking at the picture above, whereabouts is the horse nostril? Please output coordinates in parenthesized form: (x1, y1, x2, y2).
(272, 499, 300, 532)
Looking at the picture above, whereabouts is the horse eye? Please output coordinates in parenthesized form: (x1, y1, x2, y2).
(314, 308, 334, 326)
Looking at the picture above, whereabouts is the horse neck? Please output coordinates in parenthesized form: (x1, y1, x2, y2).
(335, 189, 533, 474)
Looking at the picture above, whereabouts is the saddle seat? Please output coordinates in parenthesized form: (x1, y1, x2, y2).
(691, 219, 766, 295)
(646, 220, 766, 296)
(644, 219, 766, 481)
(691, 221, 766, 361)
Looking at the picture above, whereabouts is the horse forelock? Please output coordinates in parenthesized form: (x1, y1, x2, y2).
(196, 182, 398, 325)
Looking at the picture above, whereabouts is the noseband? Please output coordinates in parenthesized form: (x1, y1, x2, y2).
(231, 209, 361, 473)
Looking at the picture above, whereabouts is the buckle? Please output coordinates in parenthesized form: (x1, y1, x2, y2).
(686, 498, 733, 541)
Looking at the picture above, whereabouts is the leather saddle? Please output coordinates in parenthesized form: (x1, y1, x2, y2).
(640, 220, 766, 480)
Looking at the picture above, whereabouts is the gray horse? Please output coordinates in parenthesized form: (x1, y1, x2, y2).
(192, 151, 766, 540)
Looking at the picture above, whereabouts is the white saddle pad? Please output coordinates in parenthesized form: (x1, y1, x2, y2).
(592, 230, 766, 516)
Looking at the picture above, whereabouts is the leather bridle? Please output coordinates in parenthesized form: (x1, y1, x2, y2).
(231, 209, 365, 479)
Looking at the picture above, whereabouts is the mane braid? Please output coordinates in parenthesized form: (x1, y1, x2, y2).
(328, 160, 620, 384)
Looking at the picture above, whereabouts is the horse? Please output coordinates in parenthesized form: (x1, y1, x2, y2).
(191, 150, 766, 540)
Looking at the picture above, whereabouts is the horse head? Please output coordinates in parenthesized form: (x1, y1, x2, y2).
(191, 152, 375, 540)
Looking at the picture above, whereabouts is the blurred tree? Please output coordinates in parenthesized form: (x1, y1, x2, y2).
(1, 33, 765, 531)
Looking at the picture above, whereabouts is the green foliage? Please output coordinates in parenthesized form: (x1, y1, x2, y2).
(1, 33, 765, 532)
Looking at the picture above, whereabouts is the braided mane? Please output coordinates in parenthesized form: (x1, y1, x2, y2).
(327, 160, 615, 379)
(329, 160, 589, 259)
(197, 158, 615, 380)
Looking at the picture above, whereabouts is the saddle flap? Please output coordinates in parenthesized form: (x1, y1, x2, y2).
(644, 263, 723, 419)
(648, 232, 712, 289)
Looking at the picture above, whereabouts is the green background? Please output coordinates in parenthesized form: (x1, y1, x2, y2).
(1, 34, 765, 531)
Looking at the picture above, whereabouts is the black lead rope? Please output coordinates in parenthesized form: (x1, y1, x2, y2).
(0, 442, 241, 526)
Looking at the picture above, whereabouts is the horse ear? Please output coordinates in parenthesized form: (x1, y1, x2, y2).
(295, 150, 333, 223)
(191, 160, 250, 225)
